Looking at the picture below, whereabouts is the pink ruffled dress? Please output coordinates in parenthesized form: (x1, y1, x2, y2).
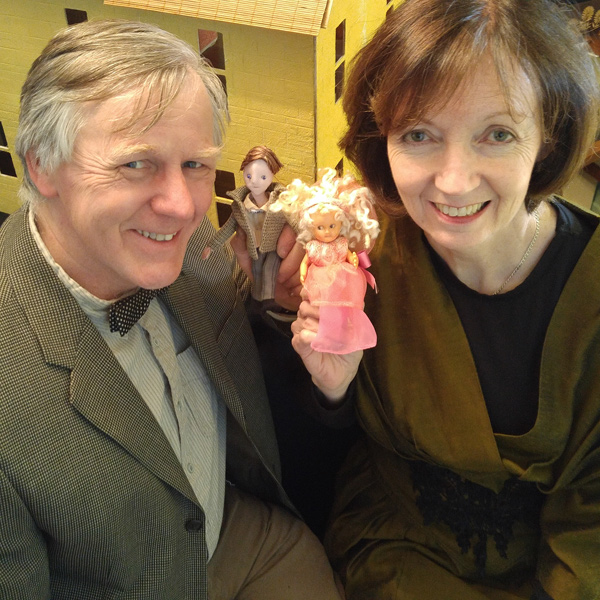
(304, 237, 377, 354)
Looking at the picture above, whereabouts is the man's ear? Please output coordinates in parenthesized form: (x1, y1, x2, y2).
(25, 152, 58, 198)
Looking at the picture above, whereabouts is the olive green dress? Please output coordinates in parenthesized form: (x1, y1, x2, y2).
(325, 203, 600, 599)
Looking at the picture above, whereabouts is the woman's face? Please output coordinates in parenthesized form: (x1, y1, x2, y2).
(386, 57, 543, 258)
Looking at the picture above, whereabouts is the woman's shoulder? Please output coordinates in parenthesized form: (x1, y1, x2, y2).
(552, 196, 600, 231)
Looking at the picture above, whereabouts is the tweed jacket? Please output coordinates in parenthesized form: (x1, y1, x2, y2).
(208, 184, 287, 260)
(0, 208, 293, 600)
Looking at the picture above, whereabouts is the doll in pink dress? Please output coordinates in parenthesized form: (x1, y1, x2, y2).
(272, 169, 379, 354)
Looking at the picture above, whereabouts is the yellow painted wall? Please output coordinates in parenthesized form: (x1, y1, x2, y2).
(0, 0, 316, 222)
(216, 27, 314, 192)
(314, 0, 399, 176)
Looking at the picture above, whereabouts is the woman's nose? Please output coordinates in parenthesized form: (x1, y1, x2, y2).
(434, 145, 481, 196)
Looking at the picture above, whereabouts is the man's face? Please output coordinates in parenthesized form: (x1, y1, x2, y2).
(33, 76, 219, 300)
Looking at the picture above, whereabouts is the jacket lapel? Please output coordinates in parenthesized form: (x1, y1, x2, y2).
(69, 324, 197, 503)
(162, 272, 247, 429)
(6, 210, 197, 504)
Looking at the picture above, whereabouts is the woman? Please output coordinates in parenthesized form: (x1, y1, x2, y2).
(292, 0, 600, 598)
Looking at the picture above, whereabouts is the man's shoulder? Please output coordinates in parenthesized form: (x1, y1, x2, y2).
(0, 209, 26, 305)
(184, 216, 232, 276)
(0, 208, 78, 372)
(0, 207, 25, 257)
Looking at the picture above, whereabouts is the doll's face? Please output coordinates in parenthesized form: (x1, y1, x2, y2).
(243, 159, 274, 201)
(311, 210, 343, 243)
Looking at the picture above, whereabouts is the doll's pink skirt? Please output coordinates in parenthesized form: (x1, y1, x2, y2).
(304, 262, 376, 354)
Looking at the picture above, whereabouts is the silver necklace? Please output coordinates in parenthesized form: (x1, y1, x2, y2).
(493, 208, 540, 295)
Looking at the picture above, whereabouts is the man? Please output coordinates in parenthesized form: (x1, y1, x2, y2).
(0, 19, 341, 599)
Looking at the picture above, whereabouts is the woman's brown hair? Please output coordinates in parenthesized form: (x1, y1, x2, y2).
(341, 0, 599, 215)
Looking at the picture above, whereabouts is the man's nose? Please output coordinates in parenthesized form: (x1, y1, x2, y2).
(152, 168, 195, 219)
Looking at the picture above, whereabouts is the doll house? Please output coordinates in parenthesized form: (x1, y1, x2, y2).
(0, 0, 399, 225)
(562, 0, 600, 212)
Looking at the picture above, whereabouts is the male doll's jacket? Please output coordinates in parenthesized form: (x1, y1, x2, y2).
(0, 207, 293, 599)
(208, 184, 287, 260)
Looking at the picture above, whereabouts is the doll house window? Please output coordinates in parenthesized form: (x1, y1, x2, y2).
(216, 201, 232, 227)
(0, 122, 17, 178)
(335, 20, 346, 62)
(386, 0, 395, 18)
(199, 30, 225, 69)
(198, 30, 227, 94)
(65, 8, 88, 24)
(0, 150, 17, 177)
(335, 63, 345, 102)
(214, 169, 235, 198)
(0, 152, 16, 178)
(0, 122, 7, 148)
(335, 20, 346, 102)
(214, 169, 235, 227)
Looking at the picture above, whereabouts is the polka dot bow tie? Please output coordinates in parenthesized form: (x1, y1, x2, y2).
(109, 287, 168, 337)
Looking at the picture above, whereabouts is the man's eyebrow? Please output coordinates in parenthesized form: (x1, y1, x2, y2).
(108, 143, 222, 161)
(193, 146, 222, 160)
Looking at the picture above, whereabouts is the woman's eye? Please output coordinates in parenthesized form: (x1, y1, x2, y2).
(183, 161, 203, 169)
(488, 129, 514, 143)
(404, 130, 429, 143)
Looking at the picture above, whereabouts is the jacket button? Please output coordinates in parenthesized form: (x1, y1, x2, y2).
(185, 518, 204, 532)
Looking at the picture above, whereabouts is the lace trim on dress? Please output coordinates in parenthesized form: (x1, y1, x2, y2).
(410, 460, 544, 577)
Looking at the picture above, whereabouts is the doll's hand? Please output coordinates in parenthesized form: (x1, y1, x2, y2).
(291, 296, 362, 403)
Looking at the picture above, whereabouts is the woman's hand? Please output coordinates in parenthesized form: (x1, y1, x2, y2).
(291, 296, 362, 403)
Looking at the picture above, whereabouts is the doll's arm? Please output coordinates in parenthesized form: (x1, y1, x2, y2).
(300, 253, 310, 285)
(347, 250, 358, 268)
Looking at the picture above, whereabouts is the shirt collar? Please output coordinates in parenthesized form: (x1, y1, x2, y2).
(243, 193, 267, 212)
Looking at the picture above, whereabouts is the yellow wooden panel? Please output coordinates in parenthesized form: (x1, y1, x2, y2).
(104, 0, 330, 36)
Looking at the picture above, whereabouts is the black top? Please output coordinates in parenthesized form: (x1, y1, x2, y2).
(428, 200, 595, 435)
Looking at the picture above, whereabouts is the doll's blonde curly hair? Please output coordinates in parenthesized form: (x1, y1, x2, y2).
(272, 168, 380, 251)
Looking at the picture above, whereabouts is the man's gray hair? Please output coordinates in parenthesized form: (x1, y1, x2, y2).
(15, 19, 229, 206)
